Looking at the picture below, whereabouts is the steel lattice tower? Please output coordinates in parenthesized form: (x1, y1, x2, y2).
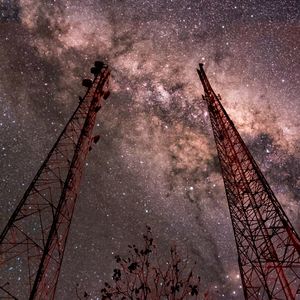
(0, 61, 110, 299)
(197, 63, 300, 299)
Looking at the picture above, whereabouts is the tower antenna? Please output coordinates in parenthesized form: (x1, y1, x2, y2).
(0, 61, 110, 299)
(197, 63, 300, 299)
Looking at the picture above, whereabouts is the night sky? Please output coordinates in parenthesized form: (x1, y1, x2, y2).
(0, 0, 299, 299)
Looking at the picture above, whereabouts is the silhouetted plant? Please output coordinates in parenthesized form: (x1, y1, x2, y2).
(75, 283, 90, 299)
(101, 226, 204, 299)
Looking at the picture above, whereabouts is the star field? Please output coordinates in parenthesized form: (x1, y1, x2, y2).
(0, 0, 299, 299)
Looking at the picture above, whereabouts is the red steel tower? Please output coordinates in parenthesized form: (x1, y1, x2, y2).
(0, 61, 110, 299)
(197, 63, 300, 299)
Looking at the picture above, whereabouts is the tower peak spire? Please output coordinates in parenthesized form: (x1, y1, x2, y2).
(197, 63, 216, 96)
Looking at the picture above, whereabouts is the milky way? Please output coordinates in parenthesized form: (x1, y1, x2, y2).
(0, 0, 299, 299)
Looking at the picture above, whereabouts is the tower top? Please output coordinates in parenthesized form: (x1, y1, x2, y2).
(196, 63, 216, 97)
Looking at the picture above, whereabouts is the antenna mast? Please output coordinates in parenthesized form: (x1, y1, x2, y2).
(197, 63, 300, 299)
(0, 61, 110, 299)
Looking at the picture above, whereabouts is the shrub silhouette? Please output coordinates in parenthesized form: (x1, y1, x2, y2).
(101, 226, 203, 299)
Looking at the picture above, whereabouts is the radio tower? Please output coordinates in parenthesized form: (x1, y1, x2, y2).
(197, 63, 300, 299)
(0, 61, 110, 299)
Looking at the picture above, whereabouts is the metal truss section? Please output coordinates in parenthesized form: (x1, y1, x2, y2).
(0, 62, 110, 299)
(197, 63, 300, 300)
